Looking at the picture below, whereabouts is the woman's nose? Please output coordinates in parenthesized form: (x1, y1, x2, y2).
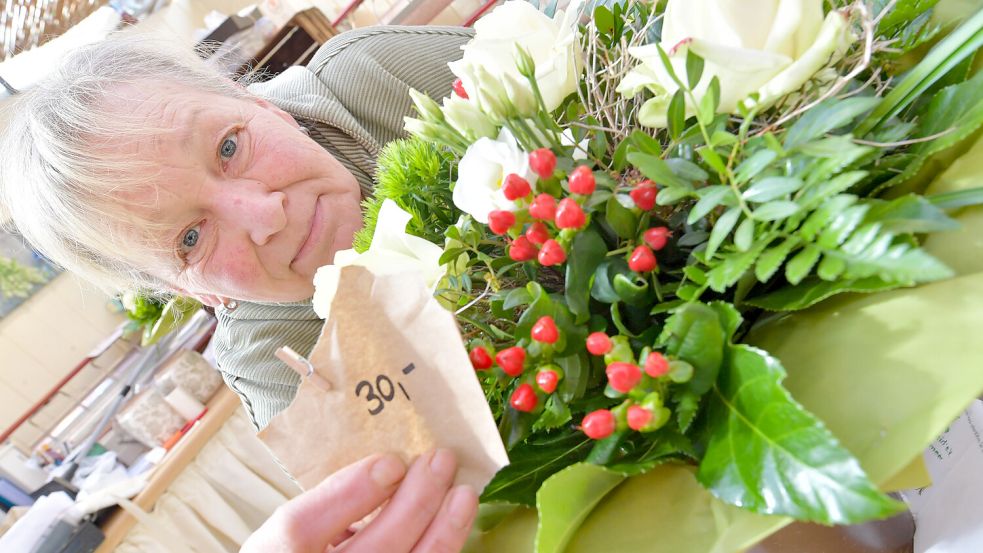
(220, 188, 288, 246)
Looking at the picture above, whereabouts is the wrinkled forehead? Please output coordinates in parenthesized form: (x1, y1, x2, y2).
(98, 81, 214, 162)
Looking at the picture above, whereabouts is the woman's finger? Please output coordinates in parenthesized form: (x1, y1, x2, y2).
(241, 453, 406, 553)
(410, 485, 479, 553)
(339, 449, 458, 552)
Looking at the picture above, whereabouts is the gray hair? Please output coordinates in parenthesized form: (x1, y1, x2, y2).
(0, 32, 251, 296)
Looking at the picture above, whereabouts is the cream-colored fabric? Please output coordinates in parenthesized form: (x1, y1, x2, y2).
(115, 409, 301, 553)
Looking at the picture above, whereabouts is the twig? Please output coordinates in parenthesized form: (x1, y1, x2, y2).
(853, 128, 954, 148)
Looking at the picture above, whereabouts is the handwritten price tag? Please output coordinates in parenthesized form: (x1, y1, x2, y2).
(354, 363, 415, 415)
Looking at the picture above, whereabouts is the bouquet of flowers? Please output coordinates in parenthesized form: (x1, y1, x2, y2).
(321, 0, 983, 550)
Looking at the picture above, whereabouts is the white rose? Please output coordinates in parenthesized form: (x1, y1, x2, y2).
(453, 130, 537, 224)
(449, 0, 582, 118)
(312, 200, 444, 318)
(442, 96, 498, 141)
(617, 0, 853, 127)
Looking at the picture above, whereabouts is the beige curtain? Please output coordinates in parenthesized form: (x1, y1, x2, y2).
(0, 0, 109, 60)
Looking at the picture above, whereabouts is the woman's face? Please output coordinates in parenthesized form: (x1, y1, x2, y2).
(116, 83, 362, 304)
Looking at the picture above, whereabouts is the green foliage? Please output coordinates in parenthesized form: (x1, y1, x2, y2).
(0, 257, 45, 299)
(354, 137, 458, 252)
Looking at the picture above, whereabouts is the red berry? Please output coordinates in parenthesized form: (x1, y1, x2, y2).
(529, 193, 557, 220)
(606, 362, 641, 393)
(469, 346, 493, 370)
(628, 245, 657, 272)
(627, 405, 653, 431)
(453, 78, 468, 99)
(488, 210, 516, 235)
(503, 174, 532, 200)
(496, 346, 526, 377)
(536, 370, 559, 394)
(630, 182, 657, 211)
(525, 222, 550, 245)
(644, 352, 670, 377)
(586, 332, 612, 356)
(538, 239, 566, 266)
(643, 227, 672, 251)
(531, 315, 559, 344)
(509, 236, 539, 261)
(529, 148, 557, 180)
(510, 384, 538, 412)
(555, 198, 586, 230)
(568, 166, 596, 195)
(581, 409, 616, 439)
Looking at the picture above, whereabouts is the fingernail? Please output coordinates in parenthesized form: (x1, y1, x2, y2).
(429, 448, 456, 482)
(371, 454, 406, 487)
(448, 485, 478, 530)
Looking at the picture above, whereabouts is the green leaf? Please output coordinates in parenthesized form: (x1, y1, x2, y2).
(783, 97, 881, 150)
(664, 158, 709, 182)
(592, 5, 614, 35)
(698, 147, 728, 175)
(752, 200, 800, 221)
(557, 352, 590, 402)
(755, 237, 801, 282)
(667, 89, 687, 141)
(685, 48, 704, 89)
(591, 258, 630, 304)
(797, 171, 866, 209)
(656, 186, 693, 206)
(628, 130, 662, 157)
(745, 276, 907, 311)
(707, 241, 768, 293)
(817, 254, 846, 281)
(734, 149, 778, 184)
(699, 345, 904, 523)
(866, 194, 960, 234)
(699, 76, 721, 126)
(856, 8, 983, 135)
(605, 196, 639, 239)
(800, 194, 858, 241)
(627, 152, 689, 188)
(785, 245, 821, 285)
(687, 185, 730, 224)
(659, 303, 726, 395)
(655, 43, 685, 89)
(743, 176, 804, 203)
(831, 243, 953, 283)
(733, 218, 755, 252)
(606, 430, 696, 476)
(504, 287, 534, 310)
(817, 204, 870, 249)
(910, 68, 983, 158)
(674, 389, 701, 433)
(481, 432, 593, 506)
(927, 186, 983, 210)
(565, 227, 609, 322)
(535, 463, 624, 553)
(706, 207, 741, 259)
(533, 395, 573, 431)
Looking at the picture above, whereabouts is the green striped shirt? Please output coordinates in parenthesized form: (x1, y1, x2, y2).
(212, 25, 473, 429)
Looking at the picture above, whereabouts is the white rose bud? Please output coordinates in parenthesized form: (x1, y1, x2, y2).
(618, 0, 854, 127)
(442, 96, 498, 141)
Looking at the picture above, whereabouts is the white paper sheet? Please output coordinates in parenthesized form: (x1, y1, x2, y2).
(901, 400, 983, 553)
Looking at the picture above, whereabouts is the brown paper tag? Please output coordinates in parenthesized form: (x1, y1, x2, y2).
(259, 266, 509, 492)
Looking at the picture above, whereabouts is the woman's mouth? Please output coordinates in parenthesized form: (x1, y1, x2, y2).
(292, 195, 326, 268)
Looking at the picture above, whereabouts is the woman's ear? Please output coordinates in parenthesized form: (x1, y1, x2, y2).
(252, 96, 297, 127)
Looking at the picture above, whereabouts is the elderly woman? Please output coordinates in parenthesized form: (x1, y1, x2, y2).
(0, 26, 477, 551)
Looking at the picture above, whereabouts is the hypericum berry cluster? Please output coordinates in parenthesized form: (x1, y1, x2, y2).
(469, 315, 565, 414)
(484, 148, 675, 277)
(578, 331, 691, 440)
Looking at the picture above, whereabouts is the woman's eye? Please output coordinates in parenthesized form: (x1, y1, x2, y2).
(219, 133, 238, 161)
(180, 224, 201, 256)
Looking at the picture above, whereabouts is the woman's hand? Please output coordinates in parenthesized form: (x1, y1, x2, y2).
(242, 449, 478, 552)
